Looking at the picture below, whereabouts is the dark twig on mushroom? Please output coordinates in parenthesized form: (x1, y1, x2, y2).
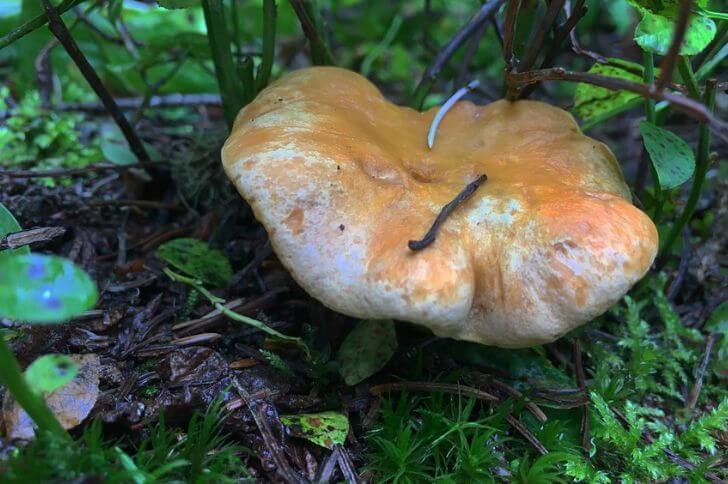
(410, 0, 505, 109)
(408, 174, 487, 251)
(40, 0, 150, 162)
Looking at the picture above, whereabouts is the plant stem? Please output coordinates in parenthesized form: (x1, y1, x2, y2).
(255, 0, 277, 93)
(202, 0, 244, 129)
(0, 0, 85, 50)
(643, 51, 663, 222)
(657, 79, 716, 267)
(677, 56, 701, 99)
(289, 0, 335, 66)
(0, 339, 68, 438)
(238, 56, 255, 104)
(163, 268, 309, 356)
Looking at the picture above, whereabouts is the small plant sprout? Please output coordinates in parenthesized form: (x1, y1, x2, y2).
(221, 67, 658, 348)
(427, 79, 480, 149)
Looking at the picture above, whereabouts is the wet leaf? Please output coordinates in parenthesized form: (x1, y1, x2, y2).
(632, 7, 716, 55)
(0, 202, 29, 259)
(573, 59, 644, 127)
(157, 238, 233, 286)
(0, 254, 98, 324)
(640, 121, 695, 189)
(336, 319, 397, 386)
(3, 354, 100, 439)
(280, 411, 349, 449)
(25, 354, 78, 394)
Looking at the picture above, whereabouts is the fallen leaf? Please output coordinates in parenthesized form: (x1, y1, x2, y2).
(280, 411, 349, 449)
(3, 354, 100, 439)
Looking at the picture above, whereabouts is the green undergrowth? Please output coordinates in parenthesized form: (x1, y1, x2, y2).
(0, 86, 101, 179)
(366, 282, 728, 482)
(0, 399, 251, 483)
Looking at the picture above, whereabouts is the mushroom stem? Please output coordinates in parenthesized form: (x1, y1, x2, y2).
(427, 80, 480, 149)
(408, 174, 487, 251)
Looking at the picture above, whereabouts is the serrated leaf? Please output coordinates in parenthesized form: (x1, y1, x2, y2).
(157, 238, 233, 286)
(25, 354, 78, 394)
(280, 411, 349, 449)
(640, 121, 695, 189)
(634, 10, 716, 55)
(336, 319, 397, 385)
(157, 0, 198, 8)
(0, 254, 98, 324)
(573, 60, 644, 126)
(0, 203, 30, 259)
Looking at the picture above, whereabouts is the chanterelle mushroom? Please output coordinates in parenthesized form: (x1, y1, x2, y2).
(222, 67, 658, 348)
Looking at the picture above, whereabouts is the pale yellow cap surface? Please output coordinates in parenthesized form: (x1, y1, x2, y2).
(222, 67, 658, 348)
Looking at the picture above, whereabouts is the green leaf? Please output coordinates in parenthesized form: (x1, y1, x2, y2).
(634, 10, 716, 55)
(24, 354, 78, 394)
(640, 121, 695, 189)
(573, 60, 644, 127)
(627, 0, 709, 17)
(0, 203, 30, 260)
(157, 238, 233, 287)
(280, 411, 349, 449)
(336, 319, 397, 386)
(157, 0, 198, 8)
(0, 254, 98, 324)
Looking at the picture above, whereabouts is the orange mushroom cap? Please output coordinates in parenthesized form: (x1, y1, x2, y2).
(222, 67, 658, 348)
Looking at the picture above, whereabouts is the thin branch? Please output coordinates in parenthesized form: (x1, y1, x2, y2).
(0, 227, 66, 251)
(58, 93, 222, 112)
(369, 381, 498, 401)
(410, 0, 505, 109)
(518, 0, 589, 98)
(505, 415, 549, 455)
(685, 333, 718, 411)
(41, 0, 150, 162)
(409, 174, 487, 251)
(0, 0, 84, 50)
(502, 0, 521, 100)
(0, 162, 156, 178)
(519, 0, 566, 73)
(564, 0, 606, 63)
(656, 0, 693, 91)
(506, 68, 728, 143)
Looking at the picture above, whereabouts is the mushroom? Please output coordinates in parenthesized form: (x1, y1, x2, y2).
(222, 67, 658, 348)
